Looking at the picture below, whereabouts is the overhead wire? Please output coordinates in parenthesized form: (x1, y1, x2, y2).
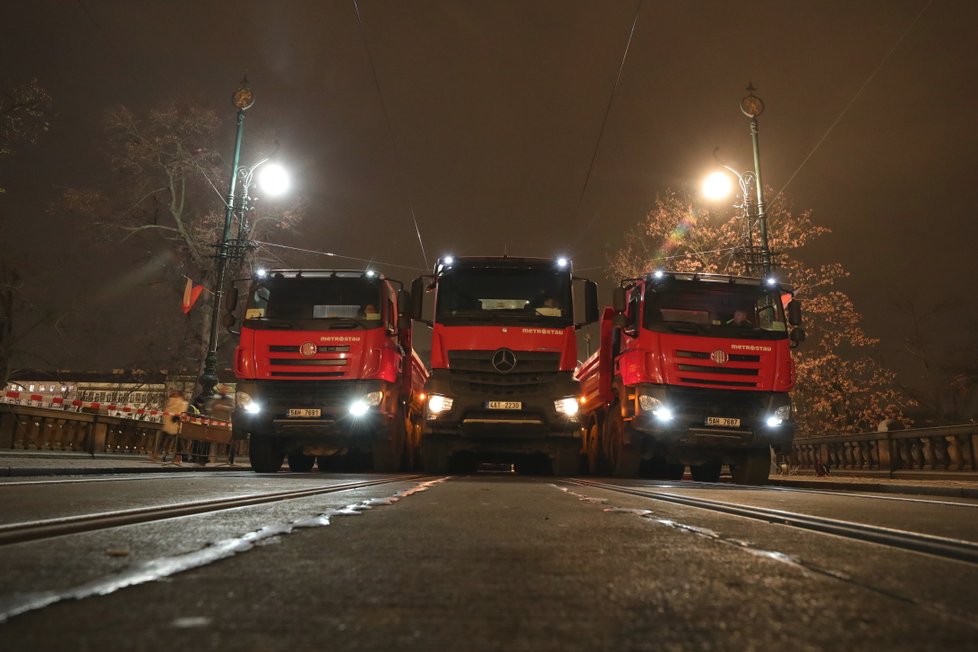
(352, 0, 430, 270)
(253, 240, 427, 272)
(771, 0, 934, 204)
(571, 0, 643, 249)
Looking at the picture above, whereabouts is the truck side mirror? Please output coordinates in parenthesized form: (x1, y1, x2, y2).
(584, 281, 599, 325)
(410, 277, 428, 323)
(790, 327, 807, 348)
(222, 311, 239, 336)
(787, 299, 802, 327)
(398, 289, 411, 316)
(612, 286, 626, 313)
(397, 289, 412, 331)
(226, 286, 239, 312)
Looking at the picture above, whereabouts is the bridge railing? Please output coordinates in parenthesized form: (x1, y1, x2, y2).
(0, 402, 245, 463)
(792, 424, 977, 476)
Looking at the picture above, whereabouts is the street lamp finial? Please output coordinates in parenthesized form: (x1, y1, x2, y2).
(232, 76, 255, 111)
(740, 83, 764, 119)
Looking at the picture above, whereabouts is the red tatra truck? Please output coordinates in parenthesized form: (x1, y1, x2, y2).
(228, 269, 428, 473)
(575, 270, 804, 484)
(411, 255, 598, 475)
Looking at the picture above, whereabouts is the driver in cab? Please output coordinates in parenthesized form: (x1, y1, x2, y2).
(727, 309, 753, 327)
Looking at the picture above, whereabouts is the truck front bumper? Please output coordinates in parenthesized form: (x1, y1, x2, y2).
(420, 370, 582, 454)
(627, 383, 795, 457)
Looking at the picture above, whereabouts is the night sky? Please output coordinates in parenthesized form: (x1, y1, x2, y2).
(2, 1, 975, 384)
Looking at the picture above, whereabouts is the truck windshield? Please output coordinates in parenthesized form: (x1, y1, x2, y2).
(644, 280, 788, 339)
(435, 268, 573, 327)
(244, 276, 382, 329)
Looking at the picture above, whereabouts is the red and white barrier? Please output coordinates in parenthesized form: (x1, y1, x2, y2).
(1, 389, 230, 427)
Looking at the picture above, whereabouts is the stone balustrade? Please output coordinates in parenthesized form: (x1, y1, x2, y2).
(0, 403, 242, 462)
(792, 424, 977, 475)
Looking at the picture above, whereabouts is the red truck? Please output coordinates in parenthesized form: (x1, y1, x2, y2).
(411, 255, 598, 475)
(228, 269, 428, 473)
(575, 270, 804, 484)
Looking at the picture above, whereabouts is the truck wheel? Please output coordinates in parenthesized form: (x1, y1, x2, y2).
(552, 439, 581, 477)
(249, 434, 284, 473)
(372, 407, 406, 473)
(605, 405, 641, 478)
(690, 462, 722, 482)
(288, 453, 315, 472)
(421, 438, 450, 474)
(586, 420, 608, 476)
(730, 448, 771, 485)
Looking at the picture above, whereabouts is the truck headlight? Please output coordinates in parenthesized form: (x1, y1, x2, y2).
(639, 394, 673, 422)
(428, 394, 454, 415)
(364, 391, 383, 406)
(349, 400, 369, 417)
(766, 405, 791, 427)
(349, 391, 384, 418)
(237, 392, 261, 415)
(554, 397, 580, 417)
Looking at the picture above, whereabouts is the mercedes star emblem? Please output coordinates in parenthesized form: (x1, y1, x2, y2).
(491, 348, 517, 373)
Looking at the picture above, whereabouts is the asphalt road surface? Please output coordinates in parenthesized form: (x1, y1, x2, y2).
(1, 471, 976, 651)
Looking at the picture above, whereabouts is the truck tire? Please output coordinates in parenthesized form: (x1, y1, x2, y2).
(421, 438, 450, 474)
(690, 461, 722, 482)
(586, 419, 608, 476)
(605, 405, 641, 478)
(288, 453, 315, 472)
(372, 407, 406, 473)
(249, 434, 284, 473)
(730, 448, 771, 485)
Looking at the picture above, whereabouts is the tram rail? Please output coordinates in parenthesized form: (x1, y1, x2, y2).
(564, 478, 978, 565)
(0, 474, 423, 546)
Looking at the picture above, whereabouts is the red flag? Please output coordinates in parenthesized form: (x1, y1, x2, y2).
(182, 278, 204, 315)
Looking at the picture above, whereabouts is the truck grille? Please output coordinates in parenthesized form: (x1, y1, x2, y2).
(255, 380, 360, 412)
(672, 348, 763, 388)
(448, 350, 561, 374)
(265, 344, 351, 379)
(666, 385, 769, 419)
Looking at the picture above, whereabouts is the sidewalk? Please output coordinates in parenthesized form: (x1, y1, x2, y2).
(769, 473, 978, 499)
(0, 450, 250, 477)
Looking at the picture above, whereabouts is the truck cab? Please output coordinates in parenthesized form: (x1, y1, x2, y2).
(577, 270, 803, 483)
(412, 256, 598, 474)
(231, 269, 426, 473)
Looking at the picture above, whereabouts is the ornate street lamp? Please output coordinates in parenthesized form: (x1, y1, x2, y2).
(198, 79, 255, 399)
(701, 83, 773, 277)
(740, 83, 772, 277)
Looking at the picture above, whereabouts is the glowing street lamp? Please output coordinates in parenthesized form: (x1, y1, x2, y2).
(701, 83, 773, 276)
(198, 80, 290, 399)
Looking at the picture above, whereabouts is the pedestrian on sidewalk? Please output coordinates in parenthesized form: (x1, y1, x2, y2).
(162, 390, 188, 462)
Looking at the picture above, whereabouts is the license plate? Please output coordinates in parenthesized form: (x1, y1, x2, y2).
(706, 416, 740, 427)
(487, 401, 522, 410)
(287, 408, 321, 417)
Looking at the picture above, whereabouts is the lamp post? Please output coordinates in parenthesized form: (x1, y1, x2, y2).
(198, 79, 255, 399)
(740, 83, 772, 277)
(701, 83, 773, 277)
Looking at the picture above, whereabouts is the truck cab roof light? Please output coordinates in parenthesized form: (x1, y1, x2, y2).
(556, 257, 569, 268)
